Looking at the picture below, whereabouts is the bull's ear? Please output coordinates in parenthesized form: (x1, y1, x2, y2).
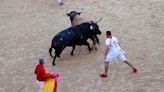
(90, 25, 94, 30)
(66, 13, 70, 16)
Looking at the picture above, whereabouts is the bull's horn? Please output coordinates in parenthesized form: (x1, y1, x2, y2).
(95, 18, 102, 23)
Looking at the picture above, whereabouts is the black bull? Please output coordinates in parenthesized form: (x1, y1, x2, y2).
(66, 11, 100, 46)
(49, 22, 101, 66)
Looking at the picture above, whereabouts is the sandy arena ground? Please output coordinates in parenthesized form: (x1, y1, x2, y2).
(0, 0, 164, 92)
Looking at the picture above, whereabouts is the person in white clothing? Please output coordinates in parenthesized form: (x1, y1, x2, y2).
(56, 0, 64, 5)
(100, 31, 138, 78)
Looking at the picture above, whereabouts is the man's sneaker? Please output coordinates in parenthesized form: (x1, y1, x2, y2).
(133, 68, 138, 73)
(100, 73, 107, 78)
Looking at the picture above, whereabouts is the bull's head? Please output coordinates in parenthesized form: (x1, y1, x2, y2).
(66, 11, 81, 22)
(89, 21, 101, 35)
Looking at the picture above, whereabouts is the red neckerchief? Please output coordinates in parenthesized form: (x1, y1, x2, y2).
(108, 36, 112, 39)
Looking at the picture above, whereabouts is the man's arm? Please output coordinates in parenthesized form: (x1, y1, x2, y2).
(41, 67, 54, 80)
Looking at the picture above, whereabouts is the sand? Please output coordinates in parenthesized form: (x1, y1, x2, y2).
(0, 0, 164, 92)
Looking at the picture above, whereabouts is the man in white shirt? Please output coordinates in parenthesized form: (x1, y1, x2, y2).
(100, 31, 138, 78)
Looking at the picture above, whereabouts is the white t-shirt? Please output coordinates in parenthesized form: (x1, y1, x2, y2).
(105, 36, 121, 56)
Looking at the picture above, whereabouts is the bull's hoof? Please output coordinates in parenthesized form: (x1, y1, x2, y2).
(70, 50, 74, 56)
(95, 47, 98, 51)
(71, 53, 74, 56)
(89, 48, 92, 52)
(52, 62, 56, 66)
(90, 47, 93, 50)
(92, 46, 98, 51)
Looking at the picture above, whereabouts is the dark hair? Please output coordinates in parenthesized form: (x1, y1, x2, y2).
(39, 58, 44, 64)
(106, 31, 111, 36)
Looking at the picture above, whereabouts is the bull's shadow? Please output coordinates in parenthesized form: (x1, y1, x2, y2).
(49, 22, 101, 66)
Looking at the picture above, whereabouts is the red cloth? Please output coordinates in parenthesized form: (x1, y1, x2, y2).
(108, 36, 112, 39)
(35, 64, 53, 81)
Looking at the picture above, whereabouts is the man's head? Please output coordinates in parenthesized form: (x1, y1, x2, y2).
(106, 31, 111, 37)
(39, 58, 44, 64)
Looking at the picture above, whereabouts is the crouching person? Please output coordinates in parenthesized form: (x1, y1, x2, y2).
(35, 58, 59, 89)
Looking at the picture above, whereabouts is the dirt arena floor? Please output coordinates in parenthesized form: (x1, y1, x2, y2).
(0, 0, 164, 92)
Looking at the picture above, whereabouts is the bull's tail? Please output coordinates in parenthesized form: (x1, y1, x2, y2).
(49, 38, 58, 58)
(49, 41, 55, 58)
(49, 47, 53, 58)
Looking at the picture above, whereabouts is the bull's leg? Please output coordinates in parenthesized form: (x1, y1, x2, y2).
(94, 36, 99, 51)
(95, 35, 100, 45)
(52, 55, 57, 66)
(71, 45, 76, 56)
(90, 36, 96, 49)
(83, 42, 92, 52)
(91, 36, 98, 51)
